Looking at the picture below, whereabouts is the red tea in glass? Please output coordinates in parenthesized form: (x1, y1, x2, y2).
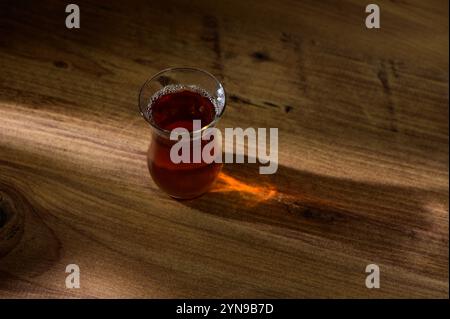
(139, 68, 226, 199)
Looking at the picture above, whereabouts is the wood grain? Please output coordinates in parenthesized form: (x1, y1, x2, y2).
(0, 0, 448, 298)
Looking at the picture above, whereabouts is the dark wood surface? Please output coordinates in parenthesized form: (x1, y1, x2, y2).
(0, 0, 448, 298)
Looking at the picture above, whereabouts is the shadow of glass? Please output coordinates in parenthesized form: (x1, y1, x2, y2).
(180, 154, 448, 276)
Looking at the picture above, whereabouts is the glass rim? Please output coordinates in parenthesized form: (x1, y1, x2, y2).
(138, 67, 226, 137)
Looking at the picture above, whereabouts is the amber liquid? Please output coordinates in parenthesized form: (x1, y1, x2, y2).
(147, 88, 222, 199)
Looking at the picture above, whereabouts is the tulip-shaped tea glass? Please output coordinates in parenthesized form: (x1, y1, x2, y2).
(139, 68, 226, 199)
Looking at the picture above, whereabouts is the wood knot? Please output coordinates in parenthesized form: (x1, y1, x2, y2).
(0, 201, 6, 228)
(0, 192, 25, 257)
(284, 105, 293, 113)
(156, 75, 174, 86)
(53, 60, 69, 69)
(250, 51, 272, 62)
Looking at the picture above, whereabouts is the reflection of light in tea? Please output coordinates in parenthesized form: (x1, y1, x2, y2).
(212, 172, 277, 203)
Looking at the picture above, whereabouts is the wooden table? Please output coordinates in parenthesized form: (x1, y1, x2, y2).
(0, 0, 448, 298)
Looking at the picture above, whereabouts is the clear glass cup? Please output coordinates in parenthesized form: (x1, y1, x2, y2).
(138, 68, 226, 199)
